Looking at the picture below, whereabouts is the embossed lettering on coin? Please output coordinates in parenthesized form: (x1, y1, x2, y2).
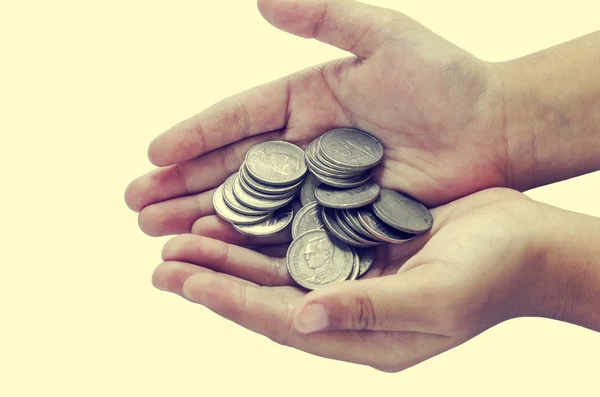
(319, 128, 383, 169)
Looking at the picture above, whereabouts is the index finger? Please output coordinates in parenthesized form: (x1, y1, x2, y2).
(148, 76, 291, 167)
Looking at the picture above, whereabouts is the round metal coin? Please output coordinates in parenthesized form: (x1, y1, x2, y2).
(233, 206, 294, 237)
(357, 208, 415, 243)
(322, 207, 371, 248)
(286, 230, 354, 290)
(291, 202, 324, 239)
(355, 246, 376, 278)
(222, 173, 271, 216)
(308, 140, 358, 177)
(341, 209, 381, 241)
(300, 172, 320, 206)
(371, 189, 433, 234)
(348, 249, 360, 281)
(315, 181, 381, 209)
(238, 167, 297, 200)
(314, 136, 369, 173)
(233, 175, 295, 211)
(213, 184, 272, 225)
(319, 128, 383, 170)
(245, 141, 307, 186)
(334, 210, 380, 246)
(241, 163, 304, 195)
(312, 170, 372, 188)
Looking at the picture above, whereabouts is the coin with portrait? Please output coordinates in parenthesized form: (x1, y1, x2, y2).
(286, 230, 354, 290)
(245, 141, 307, 186)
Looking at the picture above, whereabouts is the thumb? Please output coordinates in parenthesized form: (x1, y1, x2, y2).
(257, 0, 420, 59)
(292, 265, 456, 333)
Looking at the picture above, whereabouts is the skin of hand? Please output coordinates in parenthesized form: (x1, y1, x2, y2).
(122, 0, 600, 372)
(151, 187, 600, 372)
(124, 0, 600, 237)
(125, 0, 512, 237)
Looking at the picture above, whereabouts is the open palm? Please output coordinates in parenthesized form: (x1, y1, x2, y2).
(152, 187, 545, 372)
(125, 0, 509, 238)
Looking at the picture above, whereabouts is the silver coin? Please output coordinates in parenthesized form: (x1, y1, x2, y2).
(291, 202, 324, 239)
(334, 210, 381, 246)
(319, 128, 383, 170)
(213, 184, 272, 225)
(314, 136, 370, 173)
(371, 189, 433, 234)
(238, 166, 297, 200)
(322, 207, 372, 248)
(308, 139, 358, 177)
(312, 169, 372, 188)
(341, 209, 381, 241)
(300, 172, 320, 206)
(241, 163, 304, 195)
(348, 248, 360, 281)
(355, 246, 376, 278)
(233, 206, 294, 237)
(286, 230, 354, 290)
(222, 173, 271, 216)
(232, 175, 295, 211)
(315, 181, 381, 209)
(357, 208, 415, 243)
(245, 141, 307, 186)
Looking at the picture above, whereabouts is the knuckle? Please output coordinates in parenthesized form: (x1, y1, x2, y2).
(138, 206, 164, 237)
(221, 143, 242, 174)
(262, 257, 287, 286)
(346, 292, 379, 330)
(191, 115, 209, 153)
(266, 302, 295, 348)
(160, 235, 187, 260)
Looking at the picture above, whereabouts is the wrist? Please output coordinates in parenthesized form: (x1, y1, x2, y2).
(492, 58, 543, 192)
(523, 202, 600, 332)
(493, 32, 600, 192)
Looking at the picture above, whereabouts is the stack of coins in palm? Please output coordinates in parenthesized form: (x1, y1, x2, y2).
(212, 141, 307, 237)
(213, 128, 434, 291)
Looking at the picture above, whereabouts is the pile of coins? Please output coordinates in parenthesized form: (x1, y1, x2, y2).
(304, 128, 382, 188)
(212, 141, 307, 237)
(213, 128, 434, 291)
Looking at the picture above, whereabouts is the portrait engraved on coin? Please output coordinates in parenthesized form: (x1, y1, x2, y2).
(245, 141, 307, 185)
(303, 236, 341, 284)
(286, 230, 353, 290)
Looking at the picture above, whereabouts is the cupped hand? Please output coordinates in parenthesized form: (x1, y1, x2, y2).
(124, 0, 510, 238)
(152, 188, 551, 372)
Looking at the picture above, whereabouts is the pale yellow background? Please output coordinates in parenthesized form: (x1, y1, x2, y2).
(1, 0, 599, 396)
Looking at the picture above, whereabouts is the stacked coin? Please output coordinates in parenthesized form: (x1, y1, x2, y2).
(304, 128, 383, 188)
(286, 128, 434, 290)
(212, 141, 307, 236)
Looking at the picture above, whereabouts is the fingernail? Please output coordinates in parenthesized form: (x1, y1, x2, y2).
(295, 304, 328, 333)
